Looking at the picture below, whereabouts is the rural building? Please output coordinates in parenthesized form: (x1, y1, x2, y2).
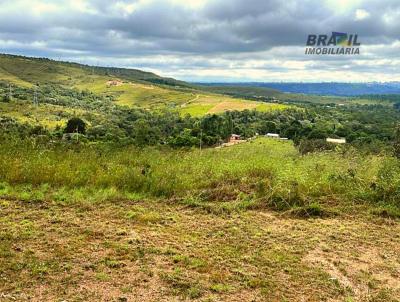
(326, 137, 346, 144)
(217, 134, 247, 148)
(229, 134, 242, 143)
(266, 133, 280, 139)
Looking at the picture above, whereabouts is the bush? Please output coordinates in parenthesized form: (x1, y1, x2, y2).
(373, 158, 400, 204)
(296, 139, 334, 155)
(64, 117, 86, 134)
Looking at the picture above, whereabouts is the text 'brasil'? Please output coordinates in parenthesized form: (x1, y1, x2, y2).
(305, 32, 361, 55)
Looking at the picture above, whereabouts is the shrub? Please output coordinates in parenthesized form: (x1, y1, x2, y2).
(64, 117, 86, 134)
(296, 139, 334, 155)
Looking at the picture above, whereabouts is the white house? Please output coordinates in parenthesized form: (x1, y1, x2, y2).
(266, 133, 280, 139)
(229, 134, 242, 143)
(326, 138, 346, 144)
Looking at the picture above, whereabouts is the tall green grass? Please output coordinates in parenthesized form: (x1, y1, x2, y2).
(0, 138, 399, 213)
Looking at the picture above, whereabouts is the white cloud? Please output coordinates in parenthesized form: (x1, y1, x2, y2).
(170, 0, 208, 9)
(355, 8, 370, 20)
(32, 1, 59, 15)
(325, 0, 361, 13)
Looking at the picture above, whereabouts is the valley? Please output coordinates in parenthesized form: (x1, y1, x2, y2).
(0, 54, 400, 302)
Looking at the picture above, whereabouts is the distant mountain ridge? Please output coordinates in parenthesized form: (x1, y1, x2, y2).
(198, 82, 400, 96)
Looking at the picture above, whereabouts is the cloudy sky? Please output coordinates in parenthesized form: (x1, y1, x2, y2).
(0, 0, 399, 82)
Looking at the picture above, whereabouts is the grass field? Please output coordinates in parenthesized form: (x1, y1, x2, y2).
(0, 100, 92, 129)
(180, 95, 289, 116)
(0, 138, 399, 301)
(75, 78, 196, 109)
(0, 54, 181, 88)
(0, 67, 33, 88)
(0, 54, 197, 110)
(75, 80, 288, 114)
(1, 138, 399, 209)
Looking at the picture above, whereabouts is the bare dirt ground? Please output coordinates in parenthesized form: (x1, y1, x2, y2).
(1, 198, 399, 302)
(207, 101, 258, 114)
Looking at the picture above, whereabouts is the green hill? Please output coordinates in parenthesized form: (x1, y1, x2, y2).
(0, 53, 288, 122)
(0, 53, 390, 115)
(0, 53, 190, 87)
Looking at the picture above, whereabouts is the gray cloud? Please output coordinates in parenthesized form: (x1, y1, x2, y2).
(0, 0, 399, 81)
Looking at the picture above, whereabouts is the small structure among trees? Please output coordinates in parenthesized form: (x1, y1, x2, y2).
(229, 134, 242, 143)
(266, 133, 280, 139)
(217, 134, 246, 148)
(326, 137, 346, 144)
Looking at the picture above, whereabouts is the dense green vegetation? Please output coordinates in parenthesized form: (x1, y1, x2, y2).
(1, 54, 400, 155)
(0, 138, 399, 216)
(2, 81, 400, 152)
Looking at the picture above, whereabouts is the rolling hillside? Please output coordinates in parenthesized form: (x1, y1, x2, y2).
(0, 53, 190, 88)
(1, 55, 400, 302)
(0, 54, 285, 116)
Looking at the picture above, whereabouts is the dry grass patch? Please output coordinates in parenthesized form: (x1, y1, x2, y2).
(207, 101, 259, 113)
(1, 198, 399, 301)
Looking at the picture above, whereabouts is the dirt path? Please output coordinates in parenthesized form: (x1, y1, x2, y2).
(1, 199, 399, 301)
(180, 94, 200, 107)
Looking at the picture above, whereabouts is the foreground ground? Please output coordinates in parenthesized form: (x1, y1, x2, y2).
(1, 197, 399, 302)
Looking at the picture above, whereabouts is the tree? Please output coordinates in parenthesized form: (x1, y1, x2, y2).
(394, 124, 400, 159)
(263, 121, 278, 133)
(64, 117, 86, 134)
(169, 128, 199, 147)
(132, 119, 160, 146)
(2, 94, 11, 102)
(297, 139, 333, 155)
(307, 128, 328, 139)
